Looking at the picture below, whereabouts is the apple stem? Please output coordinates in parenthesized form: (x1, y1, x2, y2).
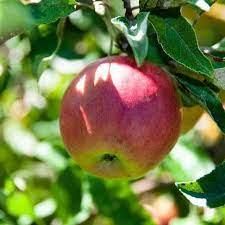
(108, 37, 114, 56)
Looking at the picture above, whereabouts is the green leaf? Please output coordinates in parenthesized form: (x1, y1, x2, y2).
(0, 0, 74, 44)
(88, 176, 156, 225)
(0, 70, 10, 95)
(0, 209, 14, 225)
(37, 18, 66, 76)
(0, 0, 35, 44)
(66, 179, 94, 225)
(28, 0, 74, 25)
(0, 190, 6, 210)
(176, 161, 225, 208)
(146, 36, 165, 64)
(32, 120, 60, 140)
(6, 192, 34, 217)
(29, 24, 58, 76)
(149, 15, 214, 78)
(53, 166, 82, 221)
(176, 74, 225, 133)
(212, 60, 225, 69)
(112, 12, 149, 66)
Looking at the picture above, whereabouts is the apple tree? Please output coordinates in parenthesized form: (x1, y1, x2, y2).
(1, 0, 225, 225)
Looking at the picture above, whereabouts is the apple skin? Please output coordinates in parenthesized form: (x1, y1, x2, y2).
(144, 195, 178, 225)
(181, 105, 203, 133)
(60, 56, 181, 179)
(195, 111, 223, 148)
(181, 3, 225, 46)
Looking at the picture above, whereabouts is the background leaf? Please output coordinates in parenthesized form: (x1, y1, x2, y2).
(28, 0, 74, 25)
(0, 0, 35, 44)
(0, 0, 75, 44)
(88, 176, 156, 225)
(53, 166, 82, 221)
(6, 192, 34, 218)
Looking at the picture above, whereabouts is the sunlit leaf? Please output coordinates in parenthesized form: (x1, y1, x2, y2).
(6, 192, 34, 217)
(176, 161, 225, 208)
(112, 12, 149, 65)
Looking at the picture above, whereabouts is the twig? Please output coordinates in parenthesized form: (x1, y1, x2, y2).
(123, 0, 140, 19)
(108, 37, 114, 56)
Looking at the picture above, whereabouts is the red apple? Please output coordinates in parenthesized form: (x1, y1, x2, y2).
(60, 56, 181, 179)
(144, 195, 179, 225)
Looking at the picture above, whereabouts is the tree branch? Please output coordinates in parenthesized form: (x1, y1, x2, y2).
(122, 0, 140, 19)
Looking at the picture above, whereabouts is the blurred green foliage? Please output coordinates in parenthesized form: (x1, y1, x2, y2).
(1, 4, 225, 225)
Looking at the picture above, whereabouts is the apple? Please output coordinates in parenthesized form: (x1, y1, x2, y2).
(60, 56, 181, 179)
(194, 91, 225, 147)
(195, 111, 223, 148)
(144, 195, 178, 225)
(181, 105, 203, 133)
(181, 3, 225, 46)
